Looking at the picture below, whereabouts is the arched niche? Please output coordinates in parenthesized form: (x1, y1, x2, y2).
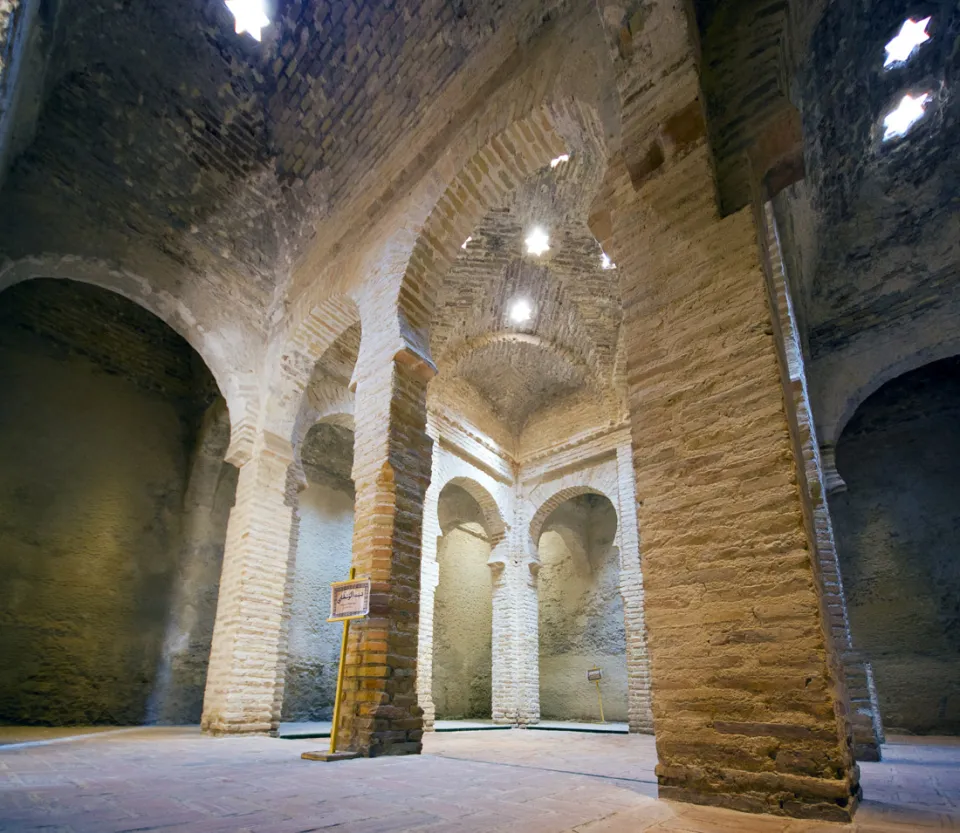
(0, 278, 237, 726)
(280, 319, 361, 724)
(431, 482, 500, 720)
(535, 491, 627, 723)
(831, 355, 960, 736)
(281, 417, 356, 723)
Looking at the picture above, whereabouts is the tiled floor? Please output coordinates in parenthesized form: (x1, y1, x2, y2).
(0, 727, 957, 832)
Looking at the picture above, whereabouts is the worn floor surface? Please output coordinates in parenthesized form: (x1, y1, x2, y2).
(0, 727, 957, 832)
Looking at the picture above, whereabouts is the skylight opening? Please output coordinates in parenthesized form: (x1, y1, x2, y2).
(600, 252, 616, 270)
(882, 91, 932, 141)
(509, 299, 533, 324)
(461, 236, 472, 250)
(884, 17, 931, 68)
(525, 226, 550, 256)
(225, 0, 270, 42)
(549, 154, 570, 169)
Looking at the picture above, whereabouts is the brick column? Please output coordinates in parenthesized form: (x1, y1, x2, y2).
(201, 430, 296, 734)
(513, 498, 541, 725)
(336, 350, 433, 756)
(596, 142, 860, 817)
(416, 482, 441, 729)
(489, 545, 516, 724)
(615, 444, 655, 734)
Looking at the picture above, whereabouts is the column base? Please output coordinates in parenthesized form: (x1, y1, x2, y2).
(200, 718, 277, 737)
(656, 764, 861, 822)
(301, 750, 362, 762)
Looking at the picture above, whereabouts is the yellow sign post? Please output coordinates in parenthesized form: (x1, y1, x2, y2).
(587, 667, 605, 723)
(301, 568, 371, 763)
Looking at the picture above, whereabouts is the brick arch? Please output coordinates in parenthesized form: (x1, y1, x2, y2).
(438, 476, 507, 548)
(395, 100, 610, 362)
(440, 331, 600, 390)
(832, 344, 960, 447)
(263, 294, 361, 442)
(0, 255, 252, 453)
(529, 485, 619, 554)
(291, 381, 355, 460)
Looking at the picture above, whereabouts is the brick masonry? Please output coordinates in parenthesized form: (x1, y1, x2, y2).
(3, 0, 950, 822)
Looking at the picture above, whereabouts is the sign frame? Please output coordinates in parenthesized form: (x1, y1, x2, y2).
(328, 578, 371, 622)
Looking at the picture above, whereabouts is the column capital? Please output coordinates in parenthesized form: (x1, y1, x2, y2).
(820, 444, 848, 496)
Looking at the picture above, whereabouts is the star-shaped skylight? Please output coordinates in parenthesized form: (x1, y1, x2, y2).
(884, 17, 931, 68)
(882, 92, 931, 140)
(225, 0, 270, 42)
(525, 227, 550, 256)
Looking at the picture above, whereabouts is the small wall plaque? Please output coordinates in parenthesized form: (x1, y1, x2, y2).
(328, 578, 371, 622)
(586, 667, 603, 682)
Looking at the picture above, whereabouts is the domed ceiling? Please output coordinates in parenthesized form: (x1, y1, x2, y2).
(429, 154, 623, 439)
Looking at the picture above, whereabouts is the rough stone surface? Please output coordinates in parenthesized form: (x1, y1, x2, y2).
(281, 422, 355, 721)
(0, 280, 228, 726)
(832, 357, 960, 736)
(538, 494, 628, 723)
(432, 486, 494, 720)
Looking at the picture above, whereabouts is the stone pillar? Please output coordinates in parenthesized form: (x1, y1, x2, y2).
(336, 351, 433, 756)
(593, 110, 860, 817)
(615, 444, 654, 734)
(201, 430, 297, 734)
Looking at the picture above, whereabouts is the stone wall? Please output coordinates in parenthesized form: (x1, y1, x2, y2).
(832, 357, 960, 735)
(538, 494, 627, 722)
(432, 506, 493, 719)
(282, 481, 354, 721)
(282, 422, 355, 722)
(0, 279, 223, 725)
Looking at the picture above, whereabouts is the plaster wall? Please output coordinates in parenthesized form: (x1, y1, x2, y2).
(538, 496, 627, 722)
(282, 480, 355, 721)
(0, 281, 212, 725)
(832, 357, 960, 735)
(432, 521, 493, 719)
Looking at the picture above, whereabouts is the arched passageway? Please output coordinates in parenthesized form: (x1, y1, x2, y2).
(432, 484, 494, 720)
(537, 493, 627, 723)
(832, 356, 960, 735)
(0, 279, 236, 726)
(281, 420, 356, 721)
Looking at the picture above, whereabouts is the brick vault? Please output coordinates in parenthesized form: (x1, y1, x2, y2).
(1, 0, 958, 823)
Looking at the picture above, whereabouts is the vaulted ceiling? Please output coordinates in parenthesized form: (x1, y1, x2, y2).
(429, 153, 622, 438)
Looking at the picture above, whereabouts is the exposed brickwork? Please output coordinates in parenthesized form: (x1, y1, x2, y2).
(201, 431, 296, 734)
(594, 140, 858, 816)
(336, 354, 432, 756)
(760, 200, 882, 761)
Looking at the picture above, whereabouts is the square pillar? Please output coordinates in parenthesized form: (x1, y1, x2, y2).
(201, 431, 297, 734)
(336, 351, 433, 756)
(599, 143, 860, 819)
(616, 444, 655, 734)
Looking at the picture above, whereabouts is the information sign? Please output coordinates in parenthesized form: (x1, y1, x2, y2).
(328, 578, 371, 622)
(586, 667, 603, 682)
